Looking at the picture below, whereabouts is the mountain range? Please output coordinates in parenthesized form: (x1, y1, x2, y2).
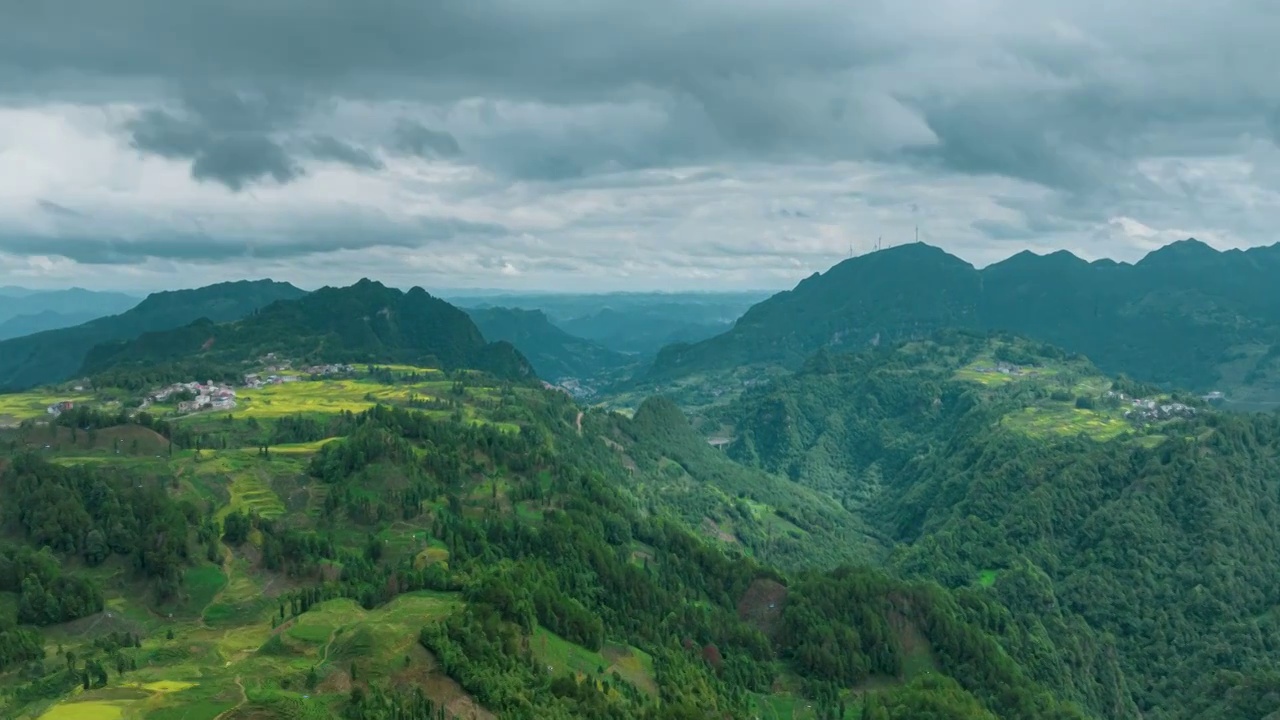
(651, 239, 1280, 405)
(82, 279, 533, 382)
(0, 280, 306, 391)
(464, 306, 631, 381)
(5, 243, 1280, 718)
(456, 291, 769, 356)
(0, 287, 140, 340)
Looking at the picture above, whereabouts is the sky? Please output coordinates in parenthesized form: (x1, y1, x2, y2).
(1, 1, 1278, 293)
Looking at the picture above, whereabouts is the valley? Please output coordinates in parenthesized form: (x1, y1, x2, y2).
(0, 257, 1278, 719)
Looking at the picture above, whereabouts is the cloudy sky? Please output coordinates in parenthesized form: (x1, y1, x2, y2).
(2, 1, 1278, 292)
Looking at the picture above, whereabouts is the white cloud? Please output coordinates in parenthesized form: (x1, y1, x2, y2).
(2, 0, 1279, 290)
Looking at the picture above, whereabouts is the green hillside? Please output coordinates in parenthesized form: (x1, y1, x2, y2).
(0, 347, 1099, 719)
(81, 280, 534, 384)
(717, 330, 1280, 718)
(0, 281, 306, 392)
(649, 239, 1280, 406)
(4, 317, 1280, 718)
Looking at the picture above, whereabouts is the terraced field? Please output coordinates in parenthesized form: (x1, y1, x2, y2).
(204, 465, 287, 522)
(1002, 404, 1132, 441)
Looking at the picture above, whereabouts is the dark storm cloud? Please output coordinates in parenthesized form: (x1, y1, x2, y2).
(305, 136, 384, 170)
(908, 100, 1116, 192)
(6, 0, 1276, 192)
(125, 104, 299, 190)
(189, 135, 300, 190)
(0, 216, 510, 265)
(126, 109, 207, 158)
(391, 120, 461, 159)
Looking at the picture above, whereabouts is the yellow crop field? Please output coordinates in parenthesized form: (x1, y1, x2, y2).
(269, 438, 342, 454)
(0, 390, 96, 423)
(35, 680, 199, 720)
(229, 379, 417, 418)
(37, 700, 126, 720)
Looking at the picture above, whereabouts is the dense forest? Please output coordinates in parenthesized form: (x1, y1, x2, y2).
(720, 330, 1280, 719)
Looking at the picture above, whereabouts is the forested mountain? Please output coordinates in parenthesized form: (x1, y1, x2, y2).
(651, 239, 1280, 404)
(82, 279, 534, 382)
(465, 306, 632, 381)
(0, 280, 305, 391)
(716, 330, 1280, 718)
(0, 287, 139, 327)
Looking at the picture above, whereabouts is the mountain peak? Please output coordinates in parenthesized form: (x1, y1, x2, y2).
(823, 242, 974, 280)
(986, 247, 1088, 276)
(1136, 238, 1219, 266)
(79, 280, 535, 381)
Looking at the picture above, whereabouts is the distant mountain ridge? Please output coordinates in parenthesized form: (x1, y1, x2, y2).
(651, 239, 1280, 401)
(464, 306, 631, 381)
(0, 280, 306, 391)
(454, 291, 770, 356)
(0, 309, 107, 341)
(82, 279, 534, 380)
(0, 287, 139, 327)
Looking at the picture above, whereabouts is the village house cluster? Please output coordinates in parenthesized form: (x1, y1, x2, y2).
(150, 381, 238, 414)
(242, 373, 300, 389)
(1106, 390, 1198, 423)
(302, 363, 354, 377)
(972, 361, 1031, 377)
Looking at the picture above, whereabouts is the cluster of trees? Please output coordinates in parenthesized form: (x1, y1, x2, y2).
(344, 685, 453, 720)
(0, 629, 43, 673)
(420, 603, 659, 720)
(1, 456, 195, 600)
(0, 546, 103, 625)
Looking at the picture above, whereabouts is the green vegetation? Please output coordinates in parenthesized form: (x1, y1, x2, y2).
(5, 282, 1280, 720)
(715, 330, 1280, 718)
(0, 351, 1090, 720)
(81, 279, 534, 385)
(0, 280, 304, 392)
(650, 239, 1280, 404)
